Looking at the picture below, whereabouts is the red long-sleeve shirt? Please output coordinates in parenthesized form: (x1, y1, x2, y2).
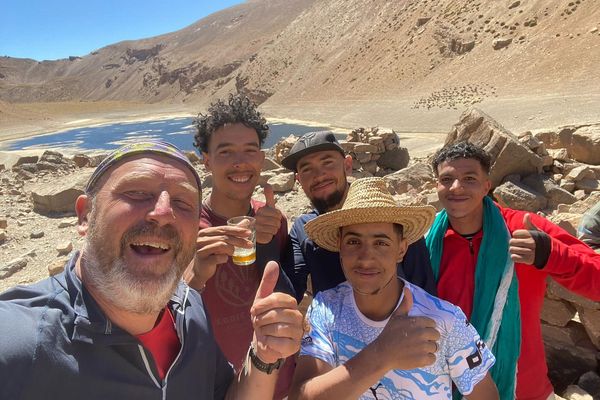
(436, 205, 600, 400)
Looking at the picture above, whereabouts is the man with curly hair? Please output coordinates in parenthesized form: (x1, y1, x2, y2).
(184, 93, 296, 400)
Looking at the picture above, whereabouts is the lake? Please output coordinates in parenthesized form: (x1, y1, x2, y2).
(0, 117, 330, 152)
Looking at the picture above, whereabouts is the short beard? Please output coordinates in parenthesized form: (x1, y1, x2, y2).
(81, 207, 194, 314)
(311, 187, 346, 214)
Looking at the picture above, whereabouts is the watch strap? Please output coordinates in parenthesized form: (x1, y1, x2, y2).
(247, 345, 283, 374)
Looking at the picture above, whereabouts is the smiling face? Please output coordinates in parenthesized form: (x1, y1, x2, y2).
(203, 123, 265, 205)
(339, 222, 407, 298)
(436, 157, 492, 233)
(76, 155, 200, 314)
(296, 150, 353, 213)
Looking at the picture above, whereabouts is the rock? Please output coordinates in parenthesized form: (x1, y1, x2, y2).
(578, 371, 600, 398)
(48, 259, 66, 276)
(548, 148, 570, 161)
(262, 157, 281, 171)
(562, 385, 593, 399)
(384, 163, 435, 195)
(522, 173, 577, 209)
(566, 192, 600, 214)
(493, 38, 512, 50)
(0, 230, 6, 243)
(0, 257, 28, 279)
(56, 241, 73, 256)
(541, 298, 577, 327)
(493, 180, 547, 211)
(416, 17, 431, 26)
(353, 143, 378, 153)
(574, 190, 587, 200)
(535, 125, 600, 165)
(267, 172, 295, 192)
(14, 155, 40, 166)
(547, 213, 582, 236)
(58, 218, 78, 228)
(575, 178, 600, 193)
(29, 171, 91, 215)
(445, 108, 543, 187)
(579, 307, 600, 349)
(565, 166, 595, 182)
(547, 279, 600, 310)
(272, 135, 298, 165)
(543, 321, 599, 393)
(376, 147, 410, 171)
(72, 154, 91, 168)
(508, 1, 521, 9)
(0, 219, 6, 229)
(30, 230, 44, 239)
(561, 180, 577, 192)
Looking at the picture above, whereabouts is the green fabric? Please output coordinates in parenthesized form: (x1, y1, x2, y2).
(426, 196, 521, 400)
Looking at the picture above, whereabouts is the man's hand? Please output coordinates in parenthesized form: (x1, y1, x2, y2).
(509, 213, 540, 265)
(184, 225, 252, 290)
(250, 261, 303, 364)
(254, 184, 283, 244)
(372, 287, 440, 371)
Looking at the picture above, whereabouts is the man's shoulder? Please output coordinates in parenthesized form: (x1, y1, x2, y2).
(0, 276, 71, 364)
(290, 210, 318, 234)
(314, 282, 352, 305)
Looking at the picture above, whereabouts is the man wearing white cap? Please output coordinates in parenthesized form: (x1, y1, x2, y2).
(290, 178, 498, 399)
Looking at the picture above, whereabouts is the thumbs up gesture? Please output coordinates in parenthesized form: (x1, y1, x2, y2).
(254, 184, 283, 244)
(509, 213, 542, 265)
(372, 287, 440, 371)
(250, 261, 303, 364)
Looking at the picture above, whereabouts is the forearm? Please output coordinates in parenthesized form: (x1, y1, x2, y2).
(225, 360, 278, 400)
(291, 346, 389, 400)
(544, 236, 600, 300)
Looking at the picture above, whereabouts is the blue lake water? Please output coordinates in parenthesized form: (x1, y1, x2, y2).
(1, 117, 329, 152)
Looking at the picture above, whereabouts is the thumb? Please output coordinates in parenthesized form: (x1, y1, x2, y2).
(263, 183, 276, 208)
(523, 213, 540, 231)
(255, 261, 279, 301)
(394, 286, 413, 316)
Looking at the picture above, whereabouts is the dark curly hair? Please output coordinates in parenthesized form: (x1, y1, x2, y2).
(432, 141, 491, 176)
(193, 93, 269, 153)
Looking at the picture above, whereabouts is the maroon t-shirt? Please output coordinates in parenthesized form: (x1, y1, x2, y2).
(200, 199, 294, 400)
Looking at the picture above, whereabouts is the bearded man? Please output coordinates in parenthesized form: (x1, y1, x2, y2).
(0, 141, 303, 400)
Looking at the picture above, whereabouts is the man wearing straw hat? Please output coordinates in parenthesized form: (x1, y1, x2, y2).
(281, 130, 436, 305)
(428, 141, 600, 400)
(290, 177, 498, 399)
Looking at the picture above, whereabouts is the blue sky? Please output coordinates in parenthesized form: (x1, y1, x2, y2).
(1, 0, 244, 61)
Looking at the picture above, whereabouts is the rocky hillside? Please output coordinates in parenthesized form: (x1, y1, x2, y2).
(1, 0, 599, 116)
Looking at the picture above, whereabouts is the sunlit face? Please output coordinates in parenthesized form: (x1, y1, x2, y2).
(339, 222, 407, 296)
(436, 158, 492, 222)
(203, 123, 265, 202)
(296, 150, 353, 213)
(77, 155, 200, 314)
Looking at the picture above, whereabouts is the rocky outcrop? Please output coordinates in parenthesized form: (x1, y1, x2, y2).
(533, 124, 600, 165)
(445, 108, 543, 187)
(29, 171, 91, 215)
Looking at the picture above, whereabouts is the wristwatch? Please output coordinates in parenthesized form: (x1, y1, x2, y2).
(247, 345, 283, 374)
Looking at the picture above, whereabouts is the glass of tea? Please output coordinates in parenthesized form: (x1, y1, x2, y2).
(226, 216, 256, 266)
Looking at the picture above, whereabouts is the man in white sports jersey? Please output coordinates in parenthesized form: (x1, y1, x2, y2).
(289, 177, 499, 400)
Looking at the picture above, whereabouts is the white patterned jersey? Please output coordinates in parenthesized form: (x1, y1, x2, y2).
(300, 279, 495, 399)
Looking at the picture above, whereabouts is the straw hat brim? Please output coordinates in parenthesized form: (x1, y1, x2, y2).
(305, 205, 436, 252)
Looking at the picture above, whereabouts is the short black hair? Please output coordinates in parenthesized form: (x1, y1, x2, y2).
(393, 223, 404, 239)
(193, 93, 269, 153)
(432, 141, 491, 176)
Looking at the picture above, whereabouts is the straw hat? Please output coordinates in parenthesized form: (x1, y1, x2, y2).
(305, 177, 436, 252)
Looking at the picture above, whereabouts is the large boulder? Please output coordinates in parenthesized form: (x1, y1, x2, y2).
(29, 171, 92, 215)
(534, 124, 600, 165)
(376, 147, 410, 171)
(493, 180, 547, 211)
(384, 163, 436, 195)
(445, 108, 543, 187)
